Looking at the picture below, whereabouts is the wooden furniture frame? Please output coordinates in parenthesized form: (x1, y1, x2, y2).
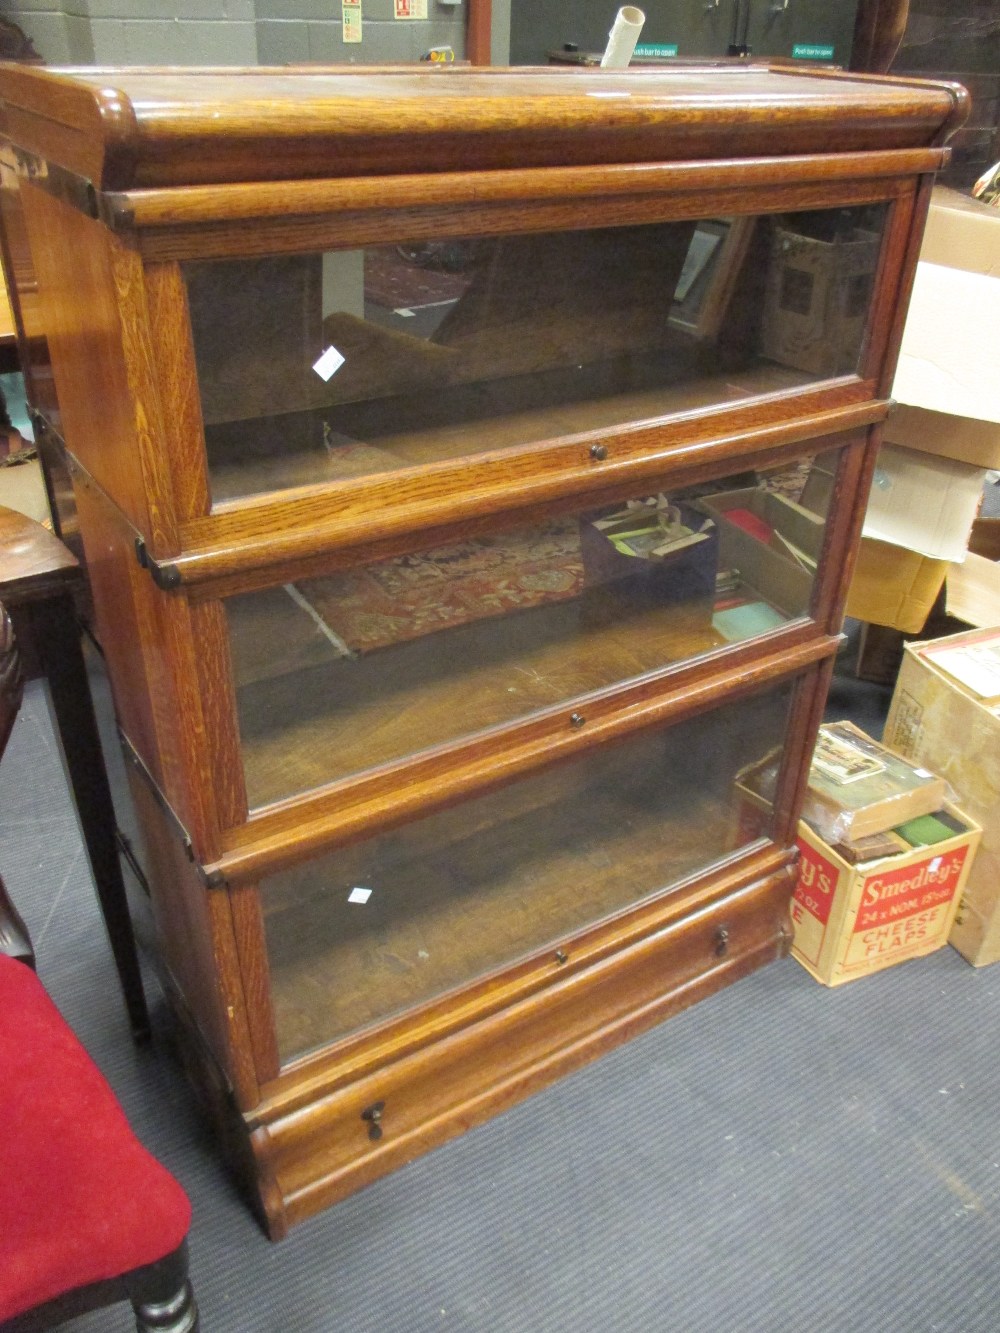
(466, 0, 492, 64)
(0, 505, 149, 1038)
(0, 63, 966, 1239)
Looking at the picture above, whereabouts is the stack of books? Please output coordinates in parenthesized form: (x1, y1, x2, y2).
(736, 721, 982, 986)
(739, 720, 953, 862)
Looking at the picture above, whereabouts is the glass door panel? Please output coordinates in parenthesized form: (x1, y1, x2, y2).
(184, 203, 887, 505)
(225, 452, 834, 808)
(261, 679, 794, 1061)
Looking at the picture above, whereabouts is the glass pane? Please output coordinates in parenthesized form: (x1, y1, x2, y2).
(184, 205, 886, 504)
(261, 681, 793, 1061)
(226, 453, 833, 808)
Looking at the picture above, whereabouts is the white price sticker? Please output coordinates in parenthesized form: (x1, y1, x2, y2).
(313, 345, 346, 381)
(348, 887, 373, 905)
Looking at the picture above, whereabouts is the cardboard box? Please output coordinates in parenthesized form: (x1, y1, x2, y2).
(698, 485, 825, 568)
(969, 517, 1000, 562)
(885, 627, 1000, 965)
(696, 485, 817, 617)
(888, 187, 1000, 470)
(946, 518, 1000, 628)
(861, 443, 987, 564)
(789, 805, 980, 986)
(761, 223, 880, 377)
(882, 404, 1000, 472)
(800, 445, 981, 634)
(921, 187, 1000, 277)
(734, 758, 980, 984)
(845, 538, 949, 634)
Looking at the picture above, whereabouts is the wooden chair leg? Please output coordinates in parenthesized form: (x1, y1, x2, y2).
(125, 1241, 199, 1333)
(26, 593, 151, 1040)
(0, 871, 34, 966)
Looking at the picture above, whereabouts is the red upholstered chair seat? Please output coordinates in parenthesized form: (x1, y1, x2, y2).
(0, 954, 192, 1323)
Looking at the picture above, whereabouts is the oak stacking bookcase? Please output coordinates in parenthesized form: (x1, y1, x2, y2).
(0, 62, 967, 1238)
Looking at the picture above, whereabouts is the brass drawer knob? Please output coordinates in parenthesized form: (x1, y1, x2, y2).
(361, 1101, 385, 1141)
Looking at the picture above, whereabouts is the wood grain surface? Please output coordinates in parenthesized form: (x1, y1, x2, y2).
(175, 403, 884, 591)
(252, 856, 797, 1233)
(0, 503, 78, 603)
(0, 64, 966, 189)
(0, 62, 964, 1235)
(113, 149, 946, 233)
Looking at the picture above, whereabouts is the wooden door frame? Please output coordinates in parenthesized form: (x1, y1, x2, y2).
(467, 0, 492, 64)
(851, 0, 910, 72)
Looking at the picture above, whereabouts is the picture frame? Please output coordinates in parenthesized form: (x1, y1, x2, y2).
(670, 215, 756, 339)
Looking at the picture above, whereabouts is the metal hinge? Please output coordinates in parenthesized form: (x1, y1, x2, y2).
(114, 829, 152, 898)
(13, 149, 133, 229)
(133, 536, 182, 590)
(15, 149, 100, 220)
(118, 731, 225, 888)
(60, 449, 183, 592)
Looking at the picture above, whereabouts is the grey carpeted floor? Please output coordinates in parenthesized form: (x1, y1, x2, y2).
(3, 663, 1000, 1333)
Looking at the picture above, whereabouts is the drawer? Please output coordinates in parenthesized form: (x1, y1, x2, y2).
(254, 853, 798, 1233)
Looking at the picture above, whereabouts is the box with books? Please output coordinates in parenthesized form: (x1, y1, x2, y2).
(733, 725, 980, 985)
(885, 627, 1000, 965)
(788, 803, 980, 986)
(734, 771, 980, 986)
(738, 721, 950, 845)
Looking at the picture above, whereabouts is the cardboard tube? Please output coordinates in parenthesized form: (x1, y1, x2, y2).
(600, 6, 646, 69)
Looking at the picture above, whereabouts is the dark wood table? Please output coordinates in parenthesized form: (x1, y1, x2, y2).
(0, 278, 19, 374)
(0, 504, 149, 1037)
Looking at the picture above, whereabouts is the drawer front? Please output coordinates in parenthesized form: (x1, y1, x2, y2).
(254, 855, 797, 1234)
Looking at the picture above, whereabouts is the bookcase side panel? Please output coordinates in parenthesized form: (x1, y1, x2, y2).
(71, 478, 238, 858)
(142, 260, 212, 525)
(17, 183, 181, 555)
(129, 772, 262, 1111)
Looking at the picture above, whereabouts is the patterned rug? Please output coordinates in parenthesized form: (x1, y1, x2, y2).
(363, 245, 474, 312)
(296, 519, 585, 655)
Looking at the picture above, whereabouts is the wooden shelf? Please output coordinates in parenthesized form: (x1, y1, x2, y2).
(208, 360, 812, 504)
(262, 686, 790, 1060)
(228, 549, 804, 809)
